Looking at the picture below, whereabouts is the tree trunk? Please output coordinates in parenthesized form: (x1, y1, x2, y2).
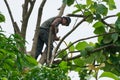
(30, 0, 47, 57)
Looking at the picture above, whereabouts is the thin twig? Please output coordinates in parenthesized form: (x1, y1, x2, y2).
(75, 0, 84, 14)
(101, 19, 115, 29)
(103, 15, 117, 20)
(67, 14, 85, 18)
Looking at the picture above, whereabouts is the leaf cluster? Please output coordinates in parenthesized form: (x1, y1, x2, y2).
(0, 28, 69, 80)
(57, 0, 120, 79)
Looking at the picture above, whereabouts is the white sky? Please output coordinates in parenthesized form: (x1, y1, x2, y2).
(0, 0, 119, 80)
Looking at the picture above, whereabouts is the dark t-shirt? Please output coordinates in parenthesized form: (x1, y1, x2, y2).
(40, 17, 60, 33)
(40, 17, 56, 29)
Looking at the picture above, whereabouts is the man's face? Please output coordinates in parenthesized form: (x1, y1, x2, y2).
(62, 18, 68, 26)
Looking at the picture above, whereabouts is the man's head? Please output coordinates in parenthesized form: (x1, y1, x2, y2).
(62, 17, 71, 26)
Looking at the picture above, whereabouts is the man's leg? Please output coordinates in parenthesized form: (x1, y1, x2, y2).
(35, 36, 44, 59)
(42, 29, 53, 61)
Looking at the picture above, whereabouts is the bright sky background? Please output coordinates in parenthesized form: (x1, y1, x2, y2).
(0, 0, 120, 80)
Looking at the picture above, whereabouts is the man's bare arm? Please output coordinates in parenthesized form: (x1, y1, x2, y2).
(50, 18, 62, 40)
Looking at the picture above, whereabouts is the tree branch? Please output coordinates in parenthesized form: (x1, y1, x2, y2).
(67, 14, 117, 29)
(102, 15, 117, 29)
(22, 0, 29, 18)
(53, 43, 116, 64)
(67, 14, 85, 18)
(101, 20, 115, 29)
(102, 15, 117, 20)
(65, 44, 115, 61)
(57, 3, 66, 17)
(30, 0, 47, 58)
(21, 0, 36, 39)
(4, 0, 20, 34)
(57, 31, 117, 59)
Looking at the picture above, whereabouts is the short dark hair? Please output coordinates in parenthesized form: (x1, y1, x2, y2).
(62, 17, 71, 26)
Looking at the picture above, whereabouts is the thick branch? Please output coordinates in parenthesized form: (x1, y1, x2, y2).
(21, 0, 36, 39)
(57, 3, 66, 17)
(26, 0, 36, 21)
(22, 0, 29, 18)
(30, 0, 47, 57)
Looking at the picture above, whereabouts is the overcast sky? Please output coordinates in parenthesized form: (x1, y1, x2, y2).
(0, 0, 120, 80)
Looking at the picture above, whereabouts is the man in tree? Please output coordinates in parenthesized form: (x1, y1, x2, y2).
(35, 16, 71, 61)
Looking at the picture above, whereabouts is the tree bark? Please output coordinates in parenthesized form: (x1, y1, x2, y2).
(30, 0, 47, 58)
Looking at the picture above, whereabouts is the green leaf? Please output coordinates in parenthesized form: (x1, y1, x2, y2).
(84, 11, 93, 23)
(86, 0, 92, 6)
(108, 0, 116, 10)
(102, 0, 109, 3)
(93, 22, 104, 28)
(96, 4, 108, 16)
(83, 53, 96, 64)
(103, 0, 116, 10)
(63, 0, 74, 6)
(68, 42, 75, 51)
(111, 33, 119, 43)
(84, 11, 91, 16)
(67, 0, 74, 6)
(93, 22, 105, 34)
(85, 46, 94, 52)
(115, 17, 120, 30)
(95, 14, 101, 20)
(72, 9, 81, 14)
(5, 59, 15, 67)
(98, 36, 103, 43)
(86, 15, 93, 23)
(0, 13, 5, 22)
(74, 4, 86, 10)
(100, 72, 120, 80)
(57, 50, 67, 58)
(1, 77, 8, 80)
(116, 12, 120, 17)
(103, 35, 112, 44)
(94, 26, 105, 34)
(76, 41, 89, 50)
(81, 50, 87, 57)
(59, 61, 68, 70)
(24, 55, 38, 67)
(74, 58, 85, 67)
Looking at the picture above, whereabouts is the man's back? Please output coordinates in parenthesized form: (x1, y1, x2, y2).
(40, 17, 56, 29)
